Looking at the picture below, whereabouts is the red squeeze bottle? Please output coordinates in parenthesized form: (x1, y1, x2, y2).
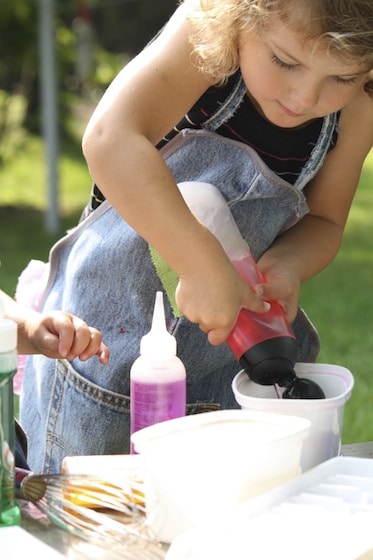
(177, 181, 298, 386)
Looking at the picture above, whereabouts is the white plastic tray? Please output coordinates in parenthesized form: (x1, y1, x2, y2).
(166, 457, 373, 560)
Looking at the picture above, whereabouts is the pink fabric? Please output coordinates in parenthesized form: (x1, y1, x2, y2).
(13, 260, 49, 395)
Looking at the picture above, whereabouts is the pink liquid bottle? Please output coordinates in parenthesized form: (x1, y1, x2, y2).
(130, 291, 186, 453)
(177, 181, 298, 388)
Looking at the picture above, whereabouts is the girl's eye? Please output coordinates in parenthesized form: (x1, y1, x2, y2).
(270, 51, 360, 85)
(333, 75, 358, 86)
(270, 53, 297, 71)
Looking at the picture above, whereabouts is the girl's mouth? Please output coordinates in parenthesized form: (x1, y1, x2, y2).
(277, 100, 304, 118)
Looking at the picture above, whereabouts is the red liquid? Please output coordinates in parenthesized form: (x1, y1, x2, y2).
(227, 255, 295, 360)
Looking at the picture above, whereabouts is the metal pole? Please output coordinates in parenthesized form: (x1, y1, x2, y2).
(39, 0, 59, 233)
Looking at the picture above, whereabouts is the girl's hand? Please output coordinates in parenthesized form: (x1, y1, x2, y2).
(175, 255, 270, 347)
(253, 258, 301, 323)
(24, 311, 110, 364)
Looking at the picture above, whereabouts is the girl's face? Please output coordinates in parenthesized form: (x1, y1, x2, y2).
(239, 22, 370, 128)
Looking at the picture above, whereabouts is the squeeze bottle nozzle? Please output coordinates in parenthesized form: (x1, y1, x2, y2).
(140, 291, 177, 357)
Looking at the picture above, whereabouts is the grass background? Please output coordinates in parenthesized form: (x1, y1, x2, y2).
(300, 154, 373, 444)
(0, 113, 372, 444)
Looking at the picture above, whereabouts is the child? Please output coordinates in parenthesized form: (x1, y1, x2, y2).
(0, 289, 109, 469)
(21, 0, 373, 472)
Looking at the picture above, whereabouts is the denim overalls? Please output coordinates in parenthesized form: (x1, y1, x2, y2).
(20, 75, 339, 473)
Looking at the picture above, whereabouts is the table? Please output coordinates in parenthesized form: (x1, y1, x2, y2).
(18, 443, 373, 559)
(341, 441, 373, 459)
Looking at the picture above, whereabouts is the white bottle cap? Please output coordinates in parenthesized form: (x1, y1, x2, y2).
(140, 292, 177, 357)
(0, 293, 17, 353)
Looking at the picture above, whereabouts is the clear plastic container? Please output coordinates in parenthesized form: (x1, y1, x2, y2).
(131, 409, 310, 543)
(232, 362, 354, 471)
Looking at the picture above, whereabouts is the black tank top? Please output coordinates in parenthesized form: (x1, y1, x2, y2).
(88, 72, 339, 212)
(158, 72, 339, 185)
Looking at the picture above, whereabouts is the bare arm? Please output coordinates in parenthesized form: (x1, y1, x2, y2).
(257, 89, 373, 320)
(82, 6, 269, 345)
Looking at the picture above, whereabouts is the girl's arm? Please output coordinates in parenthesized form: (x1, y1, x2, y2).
(257, 88, 373, 321)
(82, 6, 269, 345)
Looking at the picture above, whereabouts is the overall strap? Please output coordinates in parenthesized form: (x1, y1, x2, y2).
(202, 74, 248, 132)
(201, 71, 339, 193)
(294, 111, 339, 191)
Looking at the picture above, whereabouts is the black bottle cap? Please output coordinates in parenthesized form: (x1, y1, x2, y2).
(238, 337, 298, 386)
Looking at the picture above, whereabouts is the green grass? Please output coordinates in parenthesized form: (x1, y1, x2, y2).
(300, 153, 373, 443)
(0, 125, 373, 443)
(0, 132, 91, 294)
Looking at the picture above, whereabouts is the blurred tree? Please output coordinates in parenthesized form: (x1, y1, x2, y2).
(91, 0, 177, 56)
(0, 0, 38, 95)
(0, 0, 177, 139)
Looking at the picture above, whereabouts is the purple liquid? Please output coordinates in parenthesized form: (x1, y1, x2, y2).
(130, 378, 186, 452)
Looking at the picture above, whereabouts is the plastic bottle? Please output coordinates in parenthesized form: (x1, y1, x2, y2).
(0, 295, 21, 526)
(130, 291, 186, 453)
(177, 181, 298, 387)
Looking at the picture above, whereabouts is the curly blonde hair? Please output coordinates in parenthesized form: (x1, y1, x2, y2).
(183, 0, 373, 93)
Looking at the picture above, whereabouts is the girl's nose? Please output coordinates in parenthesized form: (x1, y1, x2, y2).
(289, 76, 321, 112)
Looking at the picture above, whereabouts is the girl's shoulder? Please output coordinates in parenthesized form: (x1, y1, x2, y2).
(341, 87, 373, 120)
(332, 88, 373, 163)
(339, 88, 373, 145)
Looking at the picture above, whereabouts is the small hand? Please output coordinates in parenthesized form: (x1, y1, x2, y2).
(26, 311, 110, 364)
(253, 260, 301, 323)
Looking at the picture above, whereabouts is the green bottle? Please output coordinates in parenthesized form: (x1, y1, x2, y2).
(0, 295, 20, 527)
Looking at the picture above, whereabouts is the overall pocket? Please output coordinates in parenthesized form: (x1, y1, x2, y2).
(21, 357, 131, 473)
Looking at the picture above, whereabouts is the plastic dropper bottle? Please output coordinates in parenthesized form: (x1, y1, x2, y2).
(130, 291, 186, 453)
(0, 295, 21, 527)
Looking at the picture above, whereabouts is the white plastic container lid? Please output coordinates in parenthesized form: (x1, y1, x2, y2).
(132, 408, 311, 453)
